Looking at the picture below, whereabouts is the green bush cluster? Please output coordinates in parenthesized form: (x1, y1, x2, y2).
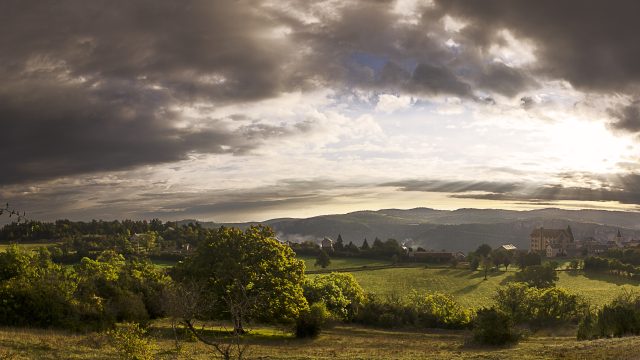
(584, 256, 639, 277)
(495, 283, 587, 327)
(295, 302, 334, 338)
(578, 291, 640, 339)
(354, 291, 471, 329)
(513, 264, 558, 288)
(107, 322, 157, 360)
(472, 307, 520, 346)
(0, 245, 169, 330)
(303, 273, 365, 320)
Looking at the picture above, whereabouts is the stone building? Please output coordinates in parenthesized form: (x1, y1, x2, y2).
(530, 226, 575, 257)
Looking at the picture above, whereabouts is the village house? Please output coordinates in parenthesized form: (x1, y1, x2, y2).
(321, 237, 333, 251)
(499, 244, 517, 252)
(530, 226, 575, 257)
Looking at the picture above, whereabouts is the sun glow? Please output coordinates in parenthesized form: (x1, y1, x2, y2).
(542, 117, 633, 174)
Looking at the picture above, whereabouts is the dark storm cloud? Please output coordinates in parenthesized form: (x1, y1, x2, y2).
(0, 0, 299, 102)
(477, 63, 536, 97)
(3, 0, 638, 187)
(608, 104, 640, 133)
(434, 0, 640, 93)
(0, 0, 311, 184)
(409, 63, 471, 96)
(0, 76, 260, 184)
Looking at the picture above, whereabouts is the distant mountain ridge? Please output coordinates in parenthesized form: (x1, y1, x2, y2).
(181, 207, 640, 253)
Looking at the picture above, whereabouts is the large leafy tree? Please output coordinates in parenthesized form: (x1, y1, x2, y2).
(173, 225, 308, 333)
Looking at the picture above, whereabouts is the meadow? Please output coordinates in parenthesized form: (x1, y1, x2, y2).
(301, 256, 640, 308)
(0, 242, 57, 251)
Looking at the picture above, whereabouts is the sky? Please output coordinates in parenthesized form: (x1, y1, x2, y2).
(3, 0, 640, 222)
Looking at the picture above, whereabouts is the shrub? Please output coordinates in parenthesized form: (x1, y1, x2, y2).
(354, 291, 471, 330)
(578, 290, 640, 339)
(107, 322, 156, 360)
(514, 264, 558, 288)
(303, 273, 365, 320)
(495, 283, 586, 326)
(295, 302, 333, 338)
(472, 307, 520, 346)
(409, 291, 471, 329)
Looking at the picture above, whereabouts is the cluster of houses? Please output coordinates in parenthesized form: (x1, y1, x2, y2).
(529, 226, 640, 258)
(310, 225, 640, 261)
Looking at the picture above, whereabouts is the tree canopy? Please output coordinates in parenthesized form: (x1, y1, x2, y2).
(173, 225, 308, 333)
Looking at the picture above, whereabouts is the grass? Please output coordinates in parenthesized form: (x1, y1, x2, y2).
(151, 259, 179, 268)
(309, 266, 640, 308)
(2, 323, 640, 359)
(298, 256, 391, 272)
(0, 242, 57, 252)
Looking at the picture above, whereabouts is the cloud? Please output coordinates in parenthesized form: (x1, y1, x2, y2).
(477, 62, 535, 97)
(382, 179, 521, 194)
(385, 174, 640, 206)
(375, 94, 414, 113)
(434, 0, 640, 93)
(608, 103, 640, 133)
(409, 63, 472, 96)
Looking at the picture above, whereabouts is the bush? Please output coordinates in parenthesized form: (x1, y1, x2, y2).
(578, 290, 640, 339)
(354, 291, 471, 330)
(107, 322, 156, 360)
(473, 307, 520, 346)
(514, 264, 558, 288)
(410, 291, 471, 329)
(303, 273, 365, 320)
(495, 283, 586, 326)
(295, 302, 333, 338)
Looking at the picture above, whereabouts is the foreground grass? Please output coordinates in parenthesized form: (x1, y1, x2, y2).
(2, 323, 640, 359)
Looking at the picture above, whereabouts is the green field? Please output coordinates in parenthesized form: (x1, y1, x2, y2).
(300, 254, 640, 308)
(0, 242, 57, 251)
(346, 267, 640, 308)
(299, 255, 391, 271)
(1, 322, 640, 359)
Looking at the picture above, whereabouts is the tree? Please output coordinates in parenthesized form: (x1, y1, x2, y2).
(514, 264, 558, 288)
(173, 225, 308, 334)
(315, 250, 331, 269)
(345, 241, 360, 253)
(361, 238, 370, 250)
(517, 252, 542, 269)
(475, 244, 492, 258)
(480, 255, 492, 280)
(334, 234, 344, 251)
(372, 237, 384, 250)
(469, 256, 480, 271)
(492, 249, 511, 271)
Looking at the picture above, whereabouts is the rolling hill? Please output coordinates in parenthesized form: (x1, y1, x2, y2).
(185, 207, 640, 253)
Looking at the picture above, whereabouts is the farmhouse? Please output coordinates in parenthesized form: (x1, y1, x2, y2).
(499, 244, 517, 252)
(321, 237, 333, 251)
(530, 226, 575, 257)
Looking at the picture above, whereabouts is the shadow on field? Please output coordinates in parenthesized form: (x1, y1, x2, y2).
(500, 274, 516, 285)
(581, 271, 640, 286)
(454, 282, 481, 295)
